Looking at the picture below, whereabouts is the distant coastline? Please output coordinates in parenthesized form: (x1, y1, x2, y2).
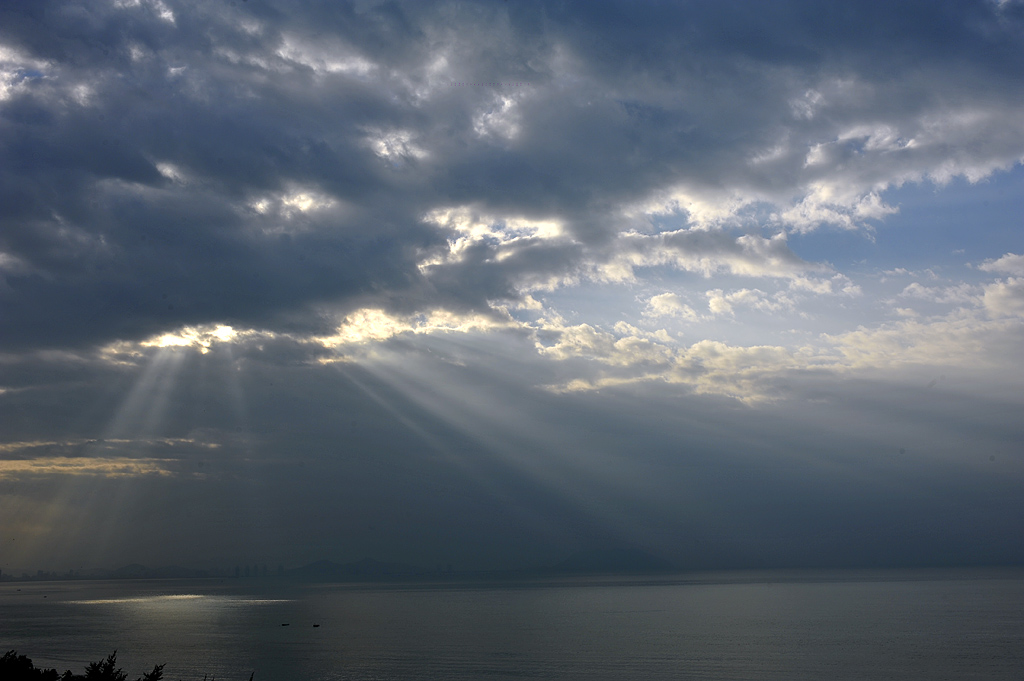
(5, 551, 1022, 586)
(1, 548, 674, 584)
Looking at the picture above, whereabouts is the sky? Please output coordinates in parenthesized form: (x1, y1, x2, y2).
(2, 0, 1024, 575)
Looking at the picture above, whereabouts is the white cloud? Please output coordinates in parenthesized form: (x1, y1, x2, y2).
(899, 282, 979, 305)
(645, 293, 698, 320)
(789, 89, 823, 120)
(982, 277, 1024, 317)
(593, 230, 822, 285)
(613, 321, 674, 344)
(246, 186, 342, 233)
(320, 308, 517, 348)
(533, 296, 1024, 401)
(0, 43, 49, 102)
(705, 288, 793, 317)
(419, 207, 569, 274)
(538, 322, 812, 402)
(774, 184, 898, 233)
(154, 162, 190, 184)
(837, 124, 916, 153)
(112, 0, 175, 24)
(99, 325, 275, 363)
(632, 187, 757, 230)
(275, 35, 376, 76)
(365, 129, 428, 165)
(472, 94, 522, 140)
(537, 322, 674, 368)
(788, 274, 861, 296)
(979, 253, 1024, 276)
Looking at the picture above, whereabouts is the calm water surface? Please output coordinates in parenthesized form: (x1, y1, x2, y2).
(2, 569, 1022, 680)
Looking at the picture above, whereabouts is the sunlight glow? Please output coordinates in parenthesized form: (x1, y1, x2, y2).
(365, 128, 428, 164)
(630, 186, 756, 230)
(73, 595, 205, 604)
(155, 162, 188, 183)
(141, 325, 239, 354)
(0, 437, 220, 454)
(472, 94, 521, 140)
(0, 456, 174, 480)
(320, 308, 516, 348)
(0, 43, 48, 103)
(249, 187, 338, 224)
(281, 192, 332, 213)
(419, 207, 567, 270)
(276, 36, 376, 76)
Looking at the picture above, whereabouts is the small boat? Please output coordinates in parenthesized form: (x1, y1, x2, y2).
(313, 624, 320, 628)
(281, 623, 290, 626)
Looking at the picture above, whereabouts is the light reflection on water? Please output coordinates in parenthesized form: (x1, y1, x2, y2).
(70, 594, 290, 605)
(70, 594, 206, 604)
(2, 570, 1023, 681)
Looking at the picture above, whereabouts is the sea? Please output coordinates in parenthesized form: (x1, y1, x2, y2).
(2, 568, 1023, 681)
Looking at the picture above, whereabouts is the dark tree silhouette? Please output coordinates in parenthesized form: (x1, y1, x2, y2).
(0, 651, 162, 681)
(139, 665, 164, 681)
(84, 652, 127, 681)
(0, 651, 61, 681)
(81, 652, 162, 681)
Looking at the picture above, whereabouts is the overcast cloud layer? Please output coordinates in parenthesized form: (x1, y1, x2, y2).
(2, 0, 1024, 573)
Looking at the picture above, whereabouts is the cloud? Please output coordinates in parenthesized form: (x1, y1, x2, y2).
(982, 277, 1024, 317)
(979, 252, 1024, 276)
(1, 0, 1023, 354)
(537, 323, 674, 368)
(319, 307, 520, 347)
(0, 436, 223, 480)
(645, 293, 698, 320)
(774, 186, 899, 233)
(0, 456, 174, 480)
(705, 288, 793, 317)
(539, 331, 811, 403)
(532, 298, 1024, 401)
(593, 231, 823, 284)
(899, 282, 980, 305)
(824, 311, 1024, 371)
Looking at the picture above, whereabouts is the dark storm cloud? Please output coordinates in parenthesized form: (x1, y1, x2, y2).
(2, 0, 1023, 352)
(0, 0, 441, 350)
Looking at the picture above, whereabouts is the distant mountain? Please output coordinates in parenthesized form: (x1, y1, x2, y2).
(110, 564, 210, 579)
(553, 548, 674, 574)
(286, 558, 427, 582)
(109, 563, 150, 579)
